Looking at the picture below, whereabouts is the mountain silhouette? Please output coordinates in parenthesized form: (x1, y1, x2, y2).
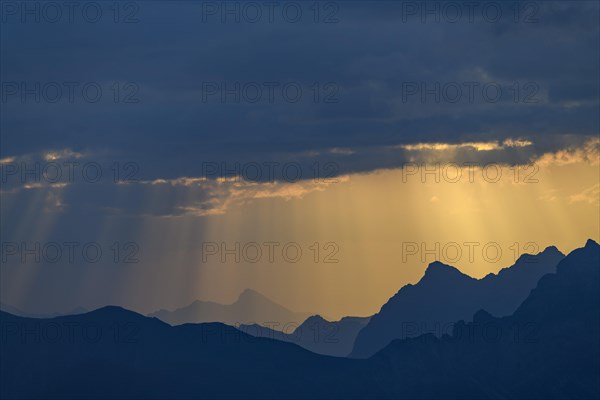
(0, 305, 379, 399)
(351, 246, 565, 358)
(240, 314, 370, 357)
(0, 240, 596, 399)
(0, 303, 88, 319)
(370, 239, 599, 398)
(148, 289, 311, 329)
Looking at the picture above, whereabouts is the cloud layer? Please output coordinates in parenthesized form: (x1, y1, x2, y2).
(1, 1, 598, 180)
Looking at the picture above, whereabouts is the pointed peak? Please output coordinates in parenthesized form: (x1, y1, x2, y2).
(540, 245, 564, 256)
(423, 261, 464, 277)
(301, 314, 328, 326)
(585, 239, 599, 249)
(513, 245, 564, 264)
(427, 260, 451, 268)
(237, 288, 268, 302)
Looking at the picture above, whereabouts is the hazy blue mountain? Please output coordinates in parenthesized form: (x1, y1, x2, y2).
(351, 246, 565, 358)
(240, 314, 370, 357)
(0, 303, 28, 317)
(0, 303, 88, 319)
(149, 288, 311, 328)
(1, 240, 596, 399)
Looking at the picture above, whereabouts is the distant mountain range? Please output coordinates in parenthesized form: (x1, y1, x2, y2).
(0, 303, 88, 319)
(149, 288, 312, 329)
(1, 240, 597, 398)
(1, 306, 369, 399)
(240, 314, 370, 357)
(350, 245, 565, 358)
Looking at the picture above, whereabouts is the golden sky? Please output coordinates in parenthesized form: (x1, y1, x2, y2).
(1, 140, 599, 319)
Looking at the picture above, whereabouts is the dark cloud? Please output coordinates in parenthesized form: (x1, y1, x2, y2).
(1, 0, 598, 179)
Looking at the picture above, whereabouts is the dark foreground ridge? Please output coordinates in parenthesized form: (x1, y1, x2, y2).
(1, 241, 597, 399)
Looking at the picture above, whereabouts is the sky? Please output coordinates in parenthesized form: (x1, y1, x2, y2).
(1, 1, 599, 319)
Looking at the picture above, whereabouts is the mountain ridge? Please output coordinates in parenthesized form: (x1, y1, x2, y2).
(148, 288, 313, 329)
(350, 245, 566, 358)
(1, 239, 597, 399)
(240, 313, 370, 357)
